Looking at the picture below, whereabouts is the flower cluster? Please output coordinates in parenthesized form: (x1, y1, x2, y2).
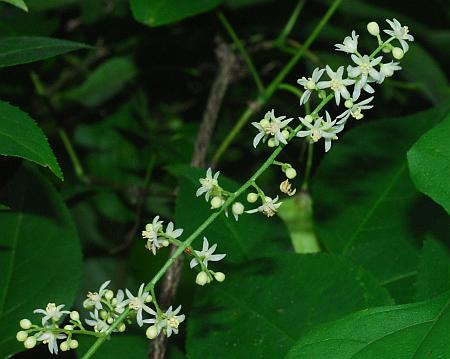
(16, 281, 185, 354)
(142, 216, 183, 255)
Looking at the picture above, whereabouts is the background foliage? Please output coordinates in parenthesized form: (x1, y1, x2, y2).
(0, 0, 449, 358)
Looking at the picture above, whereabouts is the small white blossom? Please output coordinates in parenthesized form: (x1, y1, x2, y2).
(33, 303, 69, 326)
(378, 61, 401, 83)
(384, 18, 414, 53)
(337, 96, 374, 123)
(117, 284, 153, 327)
(83, 280, 111, 310)
(36, 329, 66, 354)
(189, 237, 226, 269)
(334, 30, 359, 54)
(85, 310, 110, 333)
(297, 68, 326, 105)
(160, 306, 185, 338)
(143, 216, 165, 255)
(246, 196, 282, 217)
(113, 289, 126, 314)
(296, 112, 344, 152)
(231, 202, 244, 221)
(318, 66, 354, 105)
(165, 221, 183, 239)
(251, 109, 293, 147)
(347, 55, 382, 99)
(196, 168, 220, 201)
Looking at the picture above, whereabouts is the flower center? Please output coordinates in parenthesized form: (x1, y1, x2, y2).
(359, 62, 372, 74)
(168, 317, 180, 329)
(330, 79, 342, 91)
(129, 298, 142, 310)
(311, 129, 322, 142)
(87, 292, 100, 302)
(351, 107, 363, 120)
(263, 122, 280, 135)
(305, 79, 316, 90)
(200, 178, 217, 189)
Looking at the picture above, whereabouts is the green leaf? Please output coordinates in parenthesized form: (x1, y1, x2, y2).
(0, 100, 63, 179)
(416, 238, 450, 301)
(285, 291, 450, 359)
(187, 253, 392, 359)
(311, 107, 450, 302)
(407, 114, 450, 215)
(130, 0, 222, 27)
(0, 165, 82, 357)
(0, 0, 28, 12)
(170, 165, 292, 261)
(63, 57, 137, 107)
(0, 36, 91, 67)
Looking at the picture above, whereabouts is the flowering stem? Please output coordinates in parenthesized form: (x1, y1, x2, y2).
(211, 0, 342, 164)
(369, 36, 395, 58)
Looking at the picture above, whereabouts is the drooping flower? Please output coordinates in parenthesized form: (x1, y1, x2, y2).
(337, 96, 374, 123)
(159, 306, 186, 338)
(33, 303, 70, 326)
(246, 196, 282, 217)
(378, 61, 401, 83)
(347, 55, 382, 99)
(334, 30, 359, 54)
(384, 18, 414, 53)
(189, 237, 226, 269)
(142, 216, 165, 255)
(196, 168, 220, 201)
(164, 221, 183, 239)
(251, 109, 293, 148)
(36, 329, 66, 354)
(83, 280, 111, 310)
(297, 67, 326, 105)
(318, 66, 354, 105)
(85, 310, 110, 333)
(117, 283, 153, 327)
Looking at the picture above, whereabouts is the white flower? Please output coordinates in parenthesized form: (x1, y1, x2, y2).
(143, 216, 165, 255)
(297, 68, 326, 105)
(231, 202, 244, 221)
(337, 96, 374, 123)
(347, 55, 382, 99)
(85, 310, 110, 333)
(378, 61, 401, 83)
(84, 280, 111, 310)
(160, 306, 186, 338)
(334, 30, 359, 54)
(384, 18, 414, 53)
(251, 109, 293, 147)
(33, 303, 70, 326)
(165, 221, 183, 239)
(196, 168, 220, 201)
(296, 112, 344, 152)
(246, 196, 282, 217)
(36, 329, 66, 354)
(189, 237, 226, 269)
(117, 284, 153, 327)
(113, 289, 126, 314)
(318, 66, 354, 105)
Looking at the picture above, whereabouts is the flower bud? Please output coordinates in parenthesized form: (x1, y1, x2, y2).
(392, 47, 404, 60)
(304, 115, 313, 123)
(282, 129, 290, 139)
(267, 138, 277, 147)
(105, 290, 114, 300)
(305, 80, 315, 90)
(146, 325, 159, 340)
(210, 196, 223, 209)
(285, 168, 297, 179)
(99, 310, 108, 320)
(344, 99, 353, 109)
(162, 240, 170, 247)
(16, 331, 28, 342)
(259, 118, 269, 127)
(232, 202, 244, 216)
(60, 341, 69, 351)
(24, 336, 36, 349)
(118, 323, 126, 332)
(69, 339, 79, 349)
(64, 325, 73, 330)
(214, 272, 226, 282)
(367, 21, 380, 36)
(382, 44, 392, 53)
(70, 311, 80, 321)
(145, 294, 153, 303)
(107, 317, 114, 324)
(83, 299, 93, 309)
(19, 319, 32, 330)
(196, 271, 209, 286)
(247, 192, 258, 203)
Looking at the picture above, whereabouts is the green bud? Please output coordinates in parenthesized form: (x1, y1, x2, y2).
(19, 319, 32, 330)
(285, 168, 297, 179)
(16, 331, 28, 342)
(392, 47, 404, 60)
(24, 336, 36, 349)
(69, 339, 79, 349)
(247, 193, 258, 203)
(214, 272, 226, 282)
(367, 21, 380, 36)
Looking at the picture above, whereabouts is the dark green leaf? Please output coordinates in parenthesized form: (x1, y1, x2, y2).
(1, 0, 28, 12)
(0, 100, 63, 179)
(416, 238, 450, 301)
(130, 0, 222, 27)
(312, 107, 450, 302)
(285, 291, 450, 359)
(0, 36, 91, 67)
(0, 166, 82, 357)
(187, 253, 392, 359)
(407, 114, 450, 215)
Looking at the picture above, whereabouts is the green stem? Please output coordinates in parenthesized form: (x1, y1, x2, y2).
(275, 0, 306, 45)
(370, 36, 395, 58)
(58, 129, 88, 183)
(218, 11, 264, 93)
(301, 142, 314, 190)
(212, 0, 342, 164)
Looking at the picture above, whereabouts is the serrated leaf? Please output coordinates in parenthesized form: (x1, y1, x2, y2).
(416, 238, 450, 301)
(407, 114, 450, 215)
(63, 57, 137, 107)
(187, 253, 392, 359)
(0, 100, 63, 179)
(0, 36, 91, 67)
(0, 0, 28, 12)
(312, 106, 450, 302)
(285, 291, 450, 359)
(130, 0, 222, 27)
(0, 165, 82, 357)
